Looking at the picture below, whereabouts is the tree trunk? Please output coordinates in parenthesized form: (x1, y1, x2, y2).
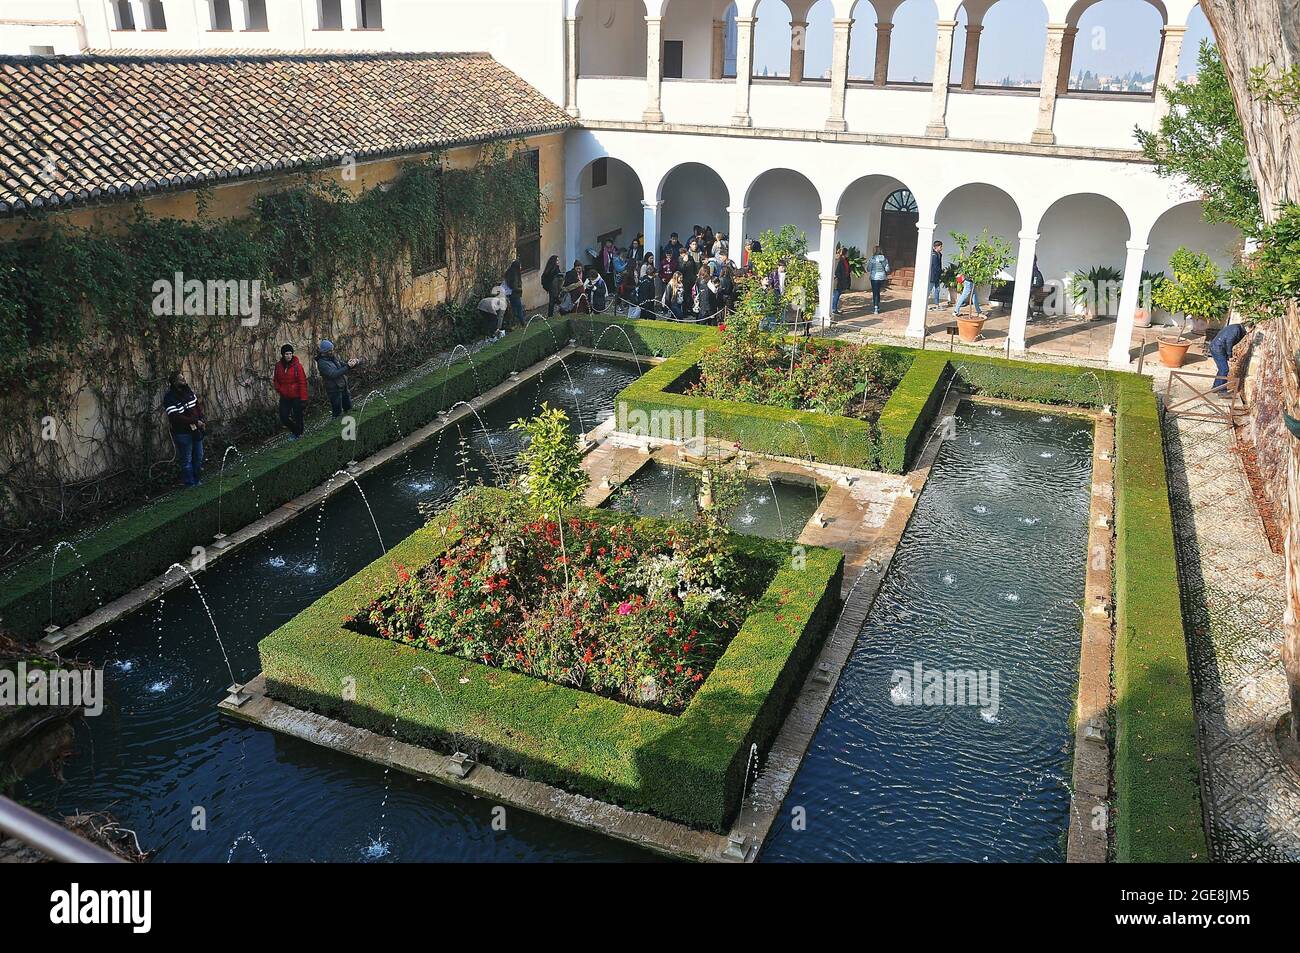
(1200, 0, 1300, 740)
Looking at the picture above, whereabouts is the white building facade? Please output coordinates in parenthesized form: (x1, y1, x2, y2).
(0, 0, 1242, 367)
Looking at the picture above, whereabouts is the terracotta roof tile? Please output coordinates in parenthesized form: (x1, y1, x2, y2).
(0, 50, 574, 214)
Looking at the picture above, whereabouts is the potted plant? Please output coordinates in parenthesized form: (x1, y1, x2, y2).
(950, 230, 1014, 341)
(1151, 248, 1230, 367)
(1134, 270, 1167, 327)
(1067, 265, 1124, 319)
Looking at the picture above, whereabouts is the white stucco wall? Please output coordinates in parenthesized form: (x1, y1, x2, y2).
(660, 162, 731, 247)
(577, 0, 648, 77)
(1147, 201, 1243, 276)
(1035, 193, 1130, 285)
(578, 156, 644, 255)
(746, 168, 824, 252)
(934, 183, 1023, 267)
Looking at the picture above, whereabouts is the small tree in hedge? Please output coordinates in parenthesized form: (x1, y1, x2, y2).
(749, 225, 819, 318)
(511, 404, 589, 588)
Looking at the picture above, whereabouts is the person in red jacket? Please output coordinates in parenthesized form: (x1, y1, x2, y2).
(273, 343, 308, 439)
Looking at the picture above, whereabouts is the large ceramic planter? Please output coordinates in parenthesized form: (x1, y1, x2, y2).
(1157, 336, 1192, 368)
(957, 316, 986, 343)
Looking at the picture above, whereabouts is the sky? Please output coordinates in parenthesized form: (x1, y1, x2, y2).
(746, 0, 1215, 84)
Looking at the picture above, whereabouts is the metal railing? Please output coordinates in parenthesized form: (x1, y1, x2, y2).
(1163, 368, 1247, 423)
(0, 794, 125, 863)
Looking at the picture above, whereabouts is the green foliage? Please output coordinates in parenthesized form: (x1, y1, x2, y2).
(1228, 203, 1300, 322)
(1152, 248, 1232, 322)
(748, 225, 819, 316)
(839, 245, 867, 277)
(1137, 43, 1262, 235)
(949, 229, 1014, 289)
(511, 404, 589, 516)
(260, 489, 844, 830)
(694, 315, 908, 421)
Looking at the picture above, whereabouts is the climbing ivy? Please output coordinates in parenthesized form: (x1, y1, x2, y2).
(0, 142, 543, 560)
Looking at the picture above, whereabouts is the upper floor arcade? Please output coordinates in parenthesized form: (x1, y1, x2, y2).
(563, 0, 1213, 153)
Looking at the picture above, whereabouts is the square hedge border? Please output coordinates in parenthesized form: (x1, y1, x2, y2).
(258, 490, 845, 831)
(1, 318, 587, 639)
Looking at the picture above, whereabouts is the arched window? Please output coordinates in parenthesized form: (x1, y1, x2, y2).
(884, 189, 919, 214)
(112, 0, 136, 30)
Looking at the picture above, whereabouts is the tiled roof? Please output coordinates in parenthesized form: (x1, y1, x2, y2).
(0, 51, 574, 214)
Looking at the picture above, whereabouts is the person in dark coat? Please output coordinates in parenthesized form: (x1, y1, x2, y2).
(541, 255, 562, 318)
(316, 340, 358, 418)
(163, 371, 205, 487)
(273, 343, 308, 440)
(928, 240, 944, 310)
(1210, 321, 1247, 394)
(503, 259, 525, 327)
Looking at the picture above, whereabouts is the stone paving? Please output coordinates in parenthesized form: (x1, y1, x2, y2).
(1164, 399, 1300, 862)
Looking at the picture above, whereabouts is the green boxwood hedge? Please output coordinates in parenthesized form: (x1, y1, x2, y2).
(612, 330, 918, 470)
(1111, 374, 1206, 862)
(259, 493, 844, 831)
(0, 319, 570, 639)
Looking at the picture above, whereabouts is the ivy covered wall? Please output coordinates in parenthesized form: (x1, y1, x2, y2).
(0, 132, 563, 562)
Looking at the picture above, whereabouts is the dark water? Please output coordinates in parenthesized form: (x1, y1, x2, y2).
(604, 461, 821, 541)
(763, 402, 1093, 863)
(19, 354, 658, 862)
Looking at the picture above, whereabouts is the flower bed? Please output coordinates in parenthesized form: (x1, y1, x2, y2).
(691, 314, 912, 422)
(354, 492, 760, 712)
(259, 487, 844, 830)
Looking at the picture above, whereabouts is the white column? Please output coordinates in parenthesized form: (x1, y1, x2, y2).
(642, 199, 662, 272)
(1033, 24, 1069, 145)
(818, 214, 839, 328)
(645, 17, 665, 123)
(733, 17, 755, 126)
(826, 17, 853, 132)
(927, 21, 957, 137)
(728, 205, 747, 257)
(340, 0, 358, 31)
(907, 221, 937, 338)
(229, 0, 247, 31)
(789, 18, 809, 83)
(1008, 231, 1039, 352)
(565, 194, 583, 271)
(1110, 242, 1149, 368)
(565, 17, 581, 118)
(127, 0, 146, 29)
(1152, 25, 1187, 125)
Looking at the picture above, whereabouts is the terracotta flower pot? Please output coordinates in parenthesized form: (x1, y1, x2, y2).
(1157, 335, 1192, 368)
(956, 316, 986, 343)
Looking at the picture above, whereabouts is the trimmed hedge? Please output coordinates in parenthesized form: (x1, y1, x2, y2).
(260, 491, 844, 831)
(1112, 374, 1206, 862)
(0, 319, 570, 639)
(613, 330, 917, 469)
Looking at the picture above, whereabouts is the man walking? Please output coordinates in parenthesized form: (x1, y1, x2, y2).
(274, 343, 309, 440)
(317, 340, 358, 418)
(163, 371, 205, 488)
(928, 240, 945, 310)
